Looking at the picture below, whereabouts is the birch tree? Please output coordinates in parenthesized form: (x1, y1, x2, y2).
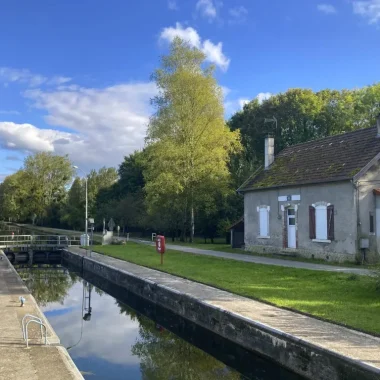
(144, 38, 241, 242)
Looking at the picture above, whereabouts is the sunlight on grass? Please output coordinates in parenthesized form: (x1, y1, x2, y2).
(92, 242, 380, 335)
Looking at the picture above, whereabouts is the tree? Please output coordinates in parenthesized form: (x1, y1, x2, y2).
(0, 171, 31, 221)
(87, 167, 118, 217)
(118, 151, 145, 195)
(229, 84, 380, 172)
(23, 152, 74, 223)
(144, 37, 241, 242)
(61, 177, 84, 229)
(118, 302, 241, 380)
(17, 268, 77, 306)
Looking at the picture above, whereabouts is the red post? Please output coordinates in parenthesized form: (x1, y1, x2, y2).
(156, 235, 166, 265)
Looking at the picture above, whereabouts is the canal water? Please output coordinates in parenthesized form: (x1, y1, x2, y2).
(15, 264, 306, 380)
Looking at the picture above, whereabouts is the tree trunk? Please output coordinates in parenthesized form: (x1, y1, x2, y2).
(180, 197, 188, 242)
(190, 205, 194, 243)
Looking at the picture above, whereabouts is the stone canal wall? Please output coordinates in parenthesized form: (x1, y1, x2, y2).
(0, 250, 83, 380)
(62, 249, 380, 380)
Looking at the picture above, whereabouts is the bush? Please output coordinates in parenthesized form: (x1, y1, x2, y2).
(111, 239, 126, 245)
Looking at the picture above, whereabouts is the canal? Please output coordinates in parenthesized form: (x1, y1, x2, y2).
(14, 262, 305, 380)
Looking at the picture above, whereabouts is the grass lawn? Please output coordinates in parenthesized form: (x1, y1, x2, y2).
(158, 240, 378, 268)
(92, 242, 380, 335)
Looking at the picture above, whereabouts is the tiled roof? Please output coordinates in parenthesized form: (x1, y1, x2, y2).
(239, 126, 380, 192)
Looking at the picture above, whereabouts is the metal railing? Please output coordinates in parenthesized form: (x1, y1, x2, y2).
(22, 314, 48, 348)
(0, 234, 81, 248)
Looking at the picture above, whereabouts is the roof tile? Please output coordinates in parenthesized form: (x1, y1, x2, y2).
(240, 126, 380, 191)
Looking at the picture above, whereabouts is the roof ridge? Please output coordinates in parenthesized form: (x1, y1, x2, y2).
(279, 125, 377, 152)
(239, 124, 380, 192)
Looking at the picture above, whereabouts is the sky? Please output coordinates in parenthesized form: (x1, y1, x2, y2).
(1, 0, 380, 180)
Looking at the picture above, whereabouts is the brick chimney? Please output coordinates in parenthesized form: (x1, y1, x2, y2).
(265, 135, 274, 170)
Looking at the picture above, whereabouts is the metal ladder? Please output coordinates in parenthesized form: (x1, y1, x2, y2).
(22, 314, 49, 348)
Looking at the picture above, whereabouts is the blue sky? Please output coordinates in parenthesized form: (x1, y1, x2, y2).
(1, 0, 380, 179)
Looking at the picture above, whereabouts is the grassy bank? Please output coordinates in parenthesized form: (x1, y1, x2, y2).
(92, 242, 380, 335)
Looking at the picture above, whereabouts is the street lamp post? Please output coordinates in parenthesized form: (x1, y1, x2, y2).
(73, 165, 88, 246)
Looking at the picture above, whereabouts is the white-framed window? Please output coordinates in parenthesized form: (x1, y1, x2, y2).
(257, 205, 270, 238)
(309, 202, 334, 242)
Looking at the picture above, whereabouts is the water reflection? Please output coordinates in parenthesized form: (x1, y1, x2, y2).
(17, 267, 305, 380)
(16, 266, 77, 306)
(118, 303, 241, 380)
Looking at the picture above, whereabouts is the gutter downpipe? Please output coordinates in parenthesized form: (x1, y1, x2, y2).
(352, 180, 361, 260)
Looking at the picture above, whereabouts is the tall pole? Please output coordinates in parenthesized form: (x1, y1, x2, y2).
(73, 165, 88, 246)
(85, 177, 88, 245)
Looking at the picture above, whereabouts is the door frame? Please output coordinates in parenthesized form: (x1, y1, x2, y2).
(281, 204, 298, 249)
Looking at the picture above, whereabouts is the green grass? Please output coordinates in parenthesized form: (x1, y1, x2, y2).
(161, 240, 377, 268)
(20, 223, 378, 268)
(92, 242, 380, 335)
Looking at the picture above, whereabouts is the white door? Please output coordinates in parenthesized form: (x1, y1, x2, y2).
(287, 208, 296, 248)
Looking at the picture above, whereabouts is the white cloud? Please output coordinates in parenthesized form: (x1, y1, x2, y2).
(160, 23, 230, 71)
(225, 92, 272, 115)
(196, 0, 217, 21)
(14, 82, 158, 171)
(0, 122, 74, 153)
(256, 92, 272, 103)
(221, 86, 231, 98)
(317, 4, 337, 14)
(353, 0, 380, 24)
(202, 40, 230, 70)
(229, 6, 248, 23)
(47, 76, 72, 86)
(42, 282, 141, 366)
(0, 67, 71, 87)
(168, 0, 178, 10)
(224, 97, 248, 115)
(160, 23, 201, 48)
(238, 98, 250, 108)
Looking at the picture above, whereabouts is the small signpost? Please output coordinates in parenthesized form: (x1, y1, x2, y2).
(156, 235, 166, 265)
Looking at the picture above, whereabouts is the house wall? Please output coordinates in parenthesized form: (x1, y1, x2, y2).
(357, 159, 380, 262)
(244, 181, 358, 262)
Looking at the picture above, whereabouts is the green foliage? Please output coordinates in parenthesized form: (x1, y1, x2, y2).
(118, 151, 145, 194)
(0, 152, 74, 224)
(60, 177, 84, 229)
(117, 302, 241, 379)
(0, 170, 30, 221)
(229, 85, 380, 173)
(17, 268, 77, 306)
(87, 166, 118, 217)
(143, 37, 241, 241)
(93, 151, 148, 232)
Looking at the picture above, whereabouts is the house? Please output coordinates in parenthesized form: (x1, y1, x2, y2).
(238, 116, 380, 263)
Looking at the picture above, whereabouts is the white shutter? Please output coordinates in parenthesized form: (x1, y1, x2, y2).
(315, 206, 327, 240)
(259, 208, 269, 237)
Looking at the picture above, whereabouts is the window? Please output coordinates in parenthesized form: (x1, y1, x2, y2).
(309, 203, 334, 241)
(258, 206, 270, 237)
(370, 212, 375, 234)
(316, 205, 328, 240)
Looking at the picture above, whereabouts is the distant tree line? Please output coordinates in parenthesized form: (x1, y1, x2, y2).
(1, 39, 380, 242)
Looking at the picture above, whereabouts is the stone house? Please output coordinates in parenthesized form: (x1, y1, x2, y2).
(238, 117, 380, 263)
